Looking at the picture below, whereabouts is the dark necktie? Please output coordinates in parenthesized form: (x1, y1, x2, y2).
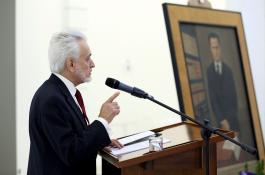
(75, 89, 89, 124)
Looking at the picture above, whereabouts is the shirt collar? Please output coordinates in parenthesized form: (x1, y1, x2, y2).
(53, 73, 76, 97)
(214, 61, 222, 66)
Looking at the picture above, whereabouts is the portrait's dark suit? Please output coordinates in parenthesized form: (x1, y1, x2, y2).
(207, 62, 239, 131)
(27, 74, 111, 175)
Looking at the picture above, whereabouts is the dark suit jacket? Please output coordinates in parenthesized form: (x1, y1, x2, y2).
(27, 74, 111, 175)
(207, 62, 239, 131)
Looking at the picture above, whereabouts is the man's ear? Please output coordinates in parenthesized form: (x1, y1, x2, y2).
(65, 57, 76, 72)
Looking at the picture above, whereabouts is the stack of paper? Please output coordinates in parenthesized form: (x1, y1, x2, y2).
(118, 131, 155, 146)
(111, 140, 149, 156)
(109, 131, 170, 156)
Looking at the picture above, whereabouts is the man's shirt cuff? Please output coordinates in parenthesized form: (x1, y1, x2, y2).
(96, 117, 112, 137)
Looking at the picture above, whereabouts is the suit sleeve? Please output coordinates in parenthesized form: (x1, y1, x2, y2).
(39, 95, 111, 166)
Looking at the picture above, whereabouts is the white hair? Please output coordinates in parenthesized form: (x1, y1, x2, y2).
(48, 30, 87, 73)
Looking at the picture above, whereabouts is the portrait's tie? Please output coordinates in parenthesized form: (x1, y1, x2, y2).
(215, 63, 222, 75)
(75, 89, 89, 125)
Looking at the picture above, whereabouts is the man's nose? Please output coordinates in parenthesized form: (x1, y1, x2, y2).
(91, 60, 95, 68)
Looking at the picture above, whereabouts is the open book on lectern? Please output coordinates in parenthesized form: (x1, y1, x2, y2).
(118, 131, 155, 146)
(109, 131, 170, 156)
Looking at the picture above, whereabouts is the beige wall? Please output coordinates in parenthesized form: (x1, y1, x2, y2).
(0, 0, 263, 174)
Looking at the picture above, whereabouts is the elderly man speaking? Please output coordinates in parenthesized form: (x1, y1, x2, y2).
(27, 30, 122, 175)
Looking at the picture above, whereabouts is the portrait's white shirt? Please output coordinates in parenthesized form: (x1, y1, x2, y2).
(214, 61, 222, 74)
(53, 73, 112, 136)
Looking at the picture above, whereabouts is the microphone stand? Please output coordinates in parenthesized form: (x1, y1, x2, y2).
(144, 95, 257, 175)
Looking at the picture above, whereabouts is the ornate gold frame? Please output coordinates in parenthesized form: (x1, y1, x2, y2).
(163, 3, 264, 171)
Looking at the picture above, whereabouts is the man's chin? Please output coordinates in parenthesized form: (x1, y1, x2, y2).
(84, 77, 92, 83)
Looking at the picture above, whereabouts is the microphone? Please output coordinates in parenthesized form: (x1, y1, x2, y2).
(105, 78, 152, 99)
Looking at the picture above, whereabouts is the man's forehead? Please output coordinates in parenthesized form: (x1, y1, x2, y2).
(77, 40, 91, 56)
(79, 40, 90, 49)
(210, 38, 220, 45)
(210, 37, 220, 43)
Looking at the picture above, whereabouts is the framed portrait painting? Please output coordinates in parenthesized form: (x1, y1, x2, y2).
(163, 3, 264, 174)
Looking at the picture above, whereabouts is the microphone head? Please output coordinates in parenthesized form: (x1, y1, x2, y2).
(105, 78, 120, 89)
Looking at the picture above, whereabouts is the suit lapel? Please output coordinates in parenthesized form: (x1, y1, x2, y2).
(48, 74, 87, 128)
(66, 96, 87, 128)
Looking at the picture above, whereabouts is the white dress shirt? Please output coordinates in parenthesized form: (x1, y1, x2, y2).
(53, 73, 112, 136)
(214, 61, 222, 74)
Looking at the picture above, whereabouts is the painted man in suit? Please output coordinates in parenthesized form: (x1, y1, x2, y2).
(206, 33, 239, 133)
(27, 30, 123, 175)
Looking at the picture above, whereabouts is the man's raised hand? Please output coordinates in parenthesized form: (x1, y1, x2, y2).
(99, 92, 120, 123)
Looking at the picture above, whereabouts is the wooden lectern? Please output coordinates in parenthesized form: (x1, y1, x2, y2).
(100, 122, 234, 175)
